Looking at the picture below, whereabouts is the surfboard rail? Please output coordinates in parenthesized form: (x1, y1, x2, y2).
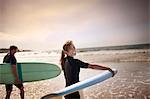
(41, 69, 117, 99)
(0, 62, 61, 84)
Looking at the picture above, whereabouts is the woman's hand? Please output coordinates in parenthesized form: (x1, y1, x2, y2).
(107, 68, 115, 77)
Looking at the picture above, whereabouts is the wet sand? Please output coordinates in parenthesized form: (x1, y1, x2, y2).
(82, 62, 150, 99)
(0, 62, 149, 99)
(0, 50, 150, 99)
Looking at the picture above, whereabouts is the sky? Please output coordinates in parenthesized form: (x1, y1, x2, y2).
(0, 0, 149, 50)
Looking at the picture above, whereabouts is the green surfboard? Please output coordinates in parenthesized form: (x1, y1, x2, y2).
(0, 62, 61, 84)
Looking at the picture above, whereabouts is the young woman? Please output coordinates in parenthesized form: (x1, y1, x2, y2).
(60, 41, 115, 99)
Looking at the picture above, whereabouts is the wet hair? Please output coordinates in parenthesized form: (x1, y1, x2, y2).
(9, 45, 18, 51)
(60, 40, 73, 70)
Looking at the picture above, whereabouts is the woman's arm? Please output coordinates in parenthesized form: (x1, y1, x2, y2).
(88, 64, 115, 77)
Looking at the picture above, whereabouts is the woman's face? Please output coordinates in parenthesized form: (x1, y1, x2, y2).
(66, 44, 76, 57)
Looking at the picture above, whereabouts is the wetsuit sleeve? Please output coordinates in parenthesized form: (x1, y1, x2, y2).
(75, 59, 89, 68)
(10, 56, 17, 65)
(3, 54, 10, 63)
(3, 55, 7, 63)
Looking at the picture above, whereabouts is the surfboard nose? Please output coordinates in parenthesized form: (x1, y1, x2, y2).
(112, 69, 118, 75)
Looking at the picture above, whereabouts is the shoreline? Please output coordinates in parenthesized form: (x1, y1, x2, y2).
(0, 49, 149, 63)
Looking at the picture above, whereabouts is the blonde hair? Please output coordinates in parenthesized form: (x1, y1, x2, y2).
(60, 40, 73, 70)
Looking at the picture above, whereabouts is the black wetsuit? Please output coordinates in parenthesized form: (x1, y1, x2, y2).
(63, 56, 89, 99)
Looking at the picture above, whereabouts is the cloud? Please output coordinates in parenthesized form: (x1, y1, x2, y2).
(0, 0, 149, 50)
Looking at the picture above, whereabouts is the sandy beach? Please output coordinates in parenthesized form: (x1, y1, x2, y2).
(0, 49, 150, 99)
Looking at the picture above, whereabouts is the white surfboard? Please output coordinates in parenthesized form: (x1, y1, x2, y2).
(41, 69, 117, 99)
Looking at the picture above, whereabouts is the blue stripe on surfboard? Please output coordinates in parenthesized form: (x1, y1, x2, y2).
(17, 63, 23, 82)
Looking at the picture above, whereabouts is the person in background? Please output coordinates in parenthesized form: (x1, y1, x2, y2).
(60, 41, 115, 99)
(3, 45, 24, 99)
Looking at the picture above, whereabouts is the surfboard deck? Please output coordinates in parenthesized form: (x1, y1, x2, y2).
(0, 62, 61, 84)
(41, 69, 117, 99)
